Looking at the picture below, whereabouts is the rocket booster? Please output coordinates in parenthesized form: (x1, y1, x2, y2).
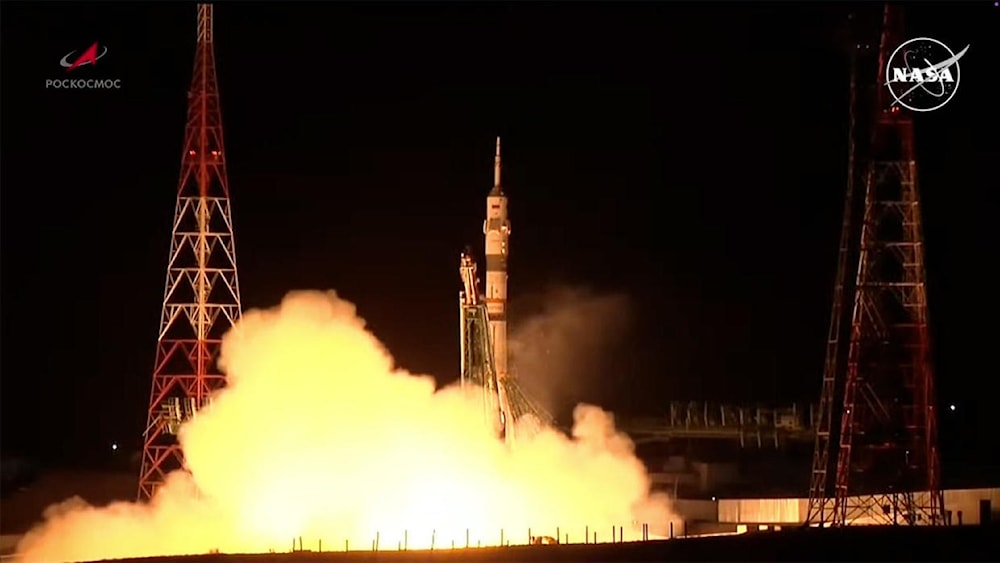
(483, 136, 511, 380)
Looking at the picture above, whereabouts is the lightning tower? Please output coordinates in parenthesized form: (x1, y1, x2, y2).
(461, 138, 551, 443)
(806, 4, 944, 526)
(138, 3, 242, 501)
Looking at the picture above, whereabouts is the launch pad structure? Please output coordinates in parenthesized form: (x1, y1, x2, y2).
(805, 4, 945, 527)
(135, 4, 549, 503)
(138, 3, 243, 501)
(459, 138, 553, 443)
(131, 2, 950, 530)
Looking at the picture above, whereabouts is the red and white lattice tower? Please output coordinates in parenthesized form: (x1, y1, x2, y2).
(806, 4, 945, 526)
(138, 3, 242, 501)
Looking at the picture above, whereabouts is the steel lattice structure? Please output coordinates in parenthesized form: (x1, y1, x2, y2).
(623, 402, 816, 447)
(459, 253, 552, 443)
(138, 3, 242, 501)
(807, 4, 944, 526)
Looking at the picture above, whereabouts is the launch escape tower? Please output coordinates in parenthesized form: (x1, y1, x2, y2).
(806, 5, 945, 526)
(138, 3, 243, 501)
(459, 138, 552, 442)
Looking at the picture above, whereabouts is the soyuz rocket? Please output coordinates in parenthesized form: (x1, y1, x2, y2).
(484, 137, 511, 388)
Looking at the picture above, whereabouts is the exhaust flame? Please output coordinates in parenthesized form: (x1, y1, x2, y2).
(17, 291, 677, 562)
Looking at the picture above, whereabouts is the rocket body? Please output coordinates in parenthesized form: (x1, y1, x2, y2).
(483, 137, 510, 380)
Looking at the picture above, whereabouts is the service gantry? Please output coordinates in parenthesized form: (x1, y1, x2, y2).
(806, 4, 945, 526)
(459, 250, 552, 443)
(138, 3, 243, 501)
(459, 140, 552, 443)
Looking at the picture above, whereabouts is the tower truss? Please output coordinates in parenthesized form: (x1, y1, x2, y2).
(138, 3, 242, 501)
(807, 4, 944, 526)
(459, 251, 552, 443)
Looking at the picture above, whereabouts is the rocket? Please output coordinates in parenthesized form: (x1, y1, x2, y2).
(483, 136, 511, 383)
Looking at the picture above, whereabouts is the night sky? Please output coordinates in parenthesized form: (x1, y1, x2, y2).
(1, 2, 997, 472)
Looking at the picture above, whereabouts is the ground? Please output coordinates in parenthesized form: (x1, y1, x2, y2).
(3, 470, 998, 562)
(96, 525, 999, 562)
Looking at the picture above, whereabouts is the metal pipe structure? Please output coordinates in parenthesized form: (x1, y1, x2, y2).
(459, 293, 467, 387)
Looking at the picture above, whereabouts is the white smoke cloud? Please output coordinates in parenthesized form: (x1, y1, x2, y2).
(509, 286, 633, 416)
(17, 290, 676, 562)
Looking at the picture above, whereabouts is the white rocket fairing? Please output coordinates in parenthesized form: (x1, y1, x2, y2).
(483, 136, 511, 383)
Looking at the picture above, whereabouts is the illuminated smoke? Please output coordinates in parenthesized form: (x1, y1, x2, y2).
(16, 291, 676, 562)
(509, 287, 633, 415)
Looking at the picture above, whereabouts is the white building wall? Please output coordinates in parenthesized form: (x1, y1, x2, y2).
(715, 488, 1000, 525)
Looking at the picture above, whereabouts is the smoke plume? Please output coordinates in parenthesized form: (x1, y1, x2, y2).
(509, 286, 633, 416)
(17, 291, 675, 562)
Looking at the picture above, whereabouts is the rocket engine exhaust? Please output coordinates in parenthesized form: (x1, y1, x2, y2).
(15, 139, 678, 562)
(16, 290, 677, 562)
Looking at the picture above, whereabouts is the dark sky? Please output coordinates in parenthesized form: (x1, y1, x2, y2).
(1, 2, 997, 469)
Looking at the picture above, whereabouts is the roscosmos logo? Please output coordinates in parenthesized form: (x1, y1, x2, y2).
(60, 42, 109, 72)
(46, 41, 122, 90)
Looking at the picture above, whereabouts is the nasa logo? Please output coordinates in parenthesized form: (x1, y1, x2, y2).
(885, 37, 970, 113)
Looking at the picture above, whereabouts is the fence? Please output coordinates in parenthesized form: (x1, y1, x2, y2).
(276, 522, 681, 554)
